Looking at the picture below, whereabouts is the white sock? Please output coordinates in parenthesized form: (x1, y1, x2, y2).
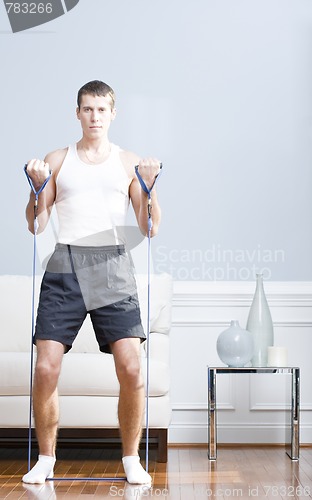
(22, 455, 55, 484)
(122, 455, 152, 485)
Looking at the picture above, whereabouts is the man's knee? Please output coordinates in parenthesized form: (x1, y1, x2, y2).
(35, 358, 60, 377)
(116, 359, 143, 390)
(34, 359, 61, 389)
(34, 340, 64, 381)
(35, 351, 63, 387)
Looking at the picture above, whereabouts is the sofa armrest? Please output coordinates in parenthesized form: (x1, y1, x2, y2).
(136, 273, 173, 336)
(141, 333, 170, 365)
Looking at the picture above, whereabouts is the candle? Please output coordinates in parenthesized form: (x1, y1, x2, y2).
(267, 346, 288, 367)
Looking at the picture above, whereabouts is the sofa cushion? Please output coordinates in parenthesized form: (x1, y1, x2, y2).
(0, 394, 172, 428)
(0, 352, 170, 397)
(0, 275, 39, 352)
(0, 274, 172, 353)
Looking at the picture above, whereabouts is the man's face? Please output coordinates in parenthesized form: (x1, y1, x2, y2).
(76, 94, 116, 137)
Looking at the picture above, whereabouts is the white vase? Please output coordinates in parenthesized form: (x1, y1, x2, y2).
(216, 320, 254, 367)
(246, 274, 274, 367)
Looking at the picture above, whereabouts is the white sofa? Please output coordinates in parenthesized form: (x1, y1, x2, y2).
(0, 273, 172, 462)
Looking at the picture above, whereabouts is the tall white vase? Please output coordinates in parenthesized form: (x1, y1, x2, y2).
(246, 274, 274, 367)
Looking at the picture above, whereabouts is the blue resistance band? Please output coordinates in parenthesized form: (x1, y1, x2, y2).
(46, 476, 125, 482)
(24, 165, 51, 234)
(135, 164, 162, 233)
(134, 163, 162, 473)
(24, 165, 52, 472)
(24, 162, 162, 482)
(24, 165, 126, 482)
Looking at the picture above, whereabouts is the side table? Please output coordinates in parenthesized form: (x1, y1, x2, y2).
(207, 367, 300, 461)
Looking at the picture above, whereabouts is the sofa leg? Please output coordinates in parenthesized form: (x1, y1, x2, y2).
(157, 429, 168, 463)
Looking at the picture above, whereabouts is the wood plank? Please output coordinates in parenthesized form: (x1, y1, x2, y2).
(0, 446, 312, 499)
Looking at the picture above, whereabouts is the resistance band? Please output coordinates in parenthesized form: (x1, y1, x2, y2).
(24, 162, 162, 482)
(24, 165, 126, 482)
(24, 165, 52, 472)
(135, 163, 162, 473)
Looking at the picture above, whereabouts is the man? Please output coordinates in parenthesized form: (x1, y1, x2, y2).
(22, 80, 161, 485)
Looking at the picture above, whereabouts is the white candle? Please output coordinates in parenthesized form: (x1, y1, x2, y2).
(267, 346, 288, 367)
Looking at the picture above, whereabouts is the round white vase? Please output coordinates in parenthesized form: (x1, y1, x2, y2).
(216, 320, 254, 367)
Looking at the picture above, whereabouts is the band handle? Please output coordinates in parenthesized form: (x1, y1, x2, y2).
(24, 164, 52, 233)
(135, 163, 162, 233)
(134, 163, 162, 198)
(24, 164, 52, 198)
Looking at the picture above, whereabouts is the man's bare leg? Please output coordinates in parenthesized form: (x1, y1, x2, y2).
(111, 338, 151, 484)
(22, 340, 64, 484)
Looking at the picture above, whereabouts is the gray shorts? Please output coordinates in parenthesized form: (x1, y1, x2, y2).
(35, 244, 145, 353)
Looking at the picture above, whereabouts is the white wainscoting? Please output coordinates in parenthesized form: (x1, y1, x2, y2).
(168, 281, 312, 444)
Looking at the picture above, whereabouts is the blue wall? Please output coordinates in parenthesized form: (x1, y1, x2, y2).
(1, 0, 311, 280)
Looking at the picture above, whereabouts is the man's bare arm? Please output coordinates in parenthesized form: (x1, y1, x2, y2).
(25, 149, 67, 234)
(121, 151, 161, 237)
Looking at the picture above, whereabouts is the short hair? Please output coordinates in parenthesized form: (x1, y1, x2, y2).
(77, 80, 116, 109)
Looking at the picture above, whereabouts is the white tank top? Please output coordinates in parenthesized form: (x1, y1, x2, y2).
(55, 143, 131, 246)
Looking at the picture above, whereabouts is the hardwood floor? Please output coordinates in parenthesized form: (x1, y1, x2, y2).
(0, 445, 312, 499)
